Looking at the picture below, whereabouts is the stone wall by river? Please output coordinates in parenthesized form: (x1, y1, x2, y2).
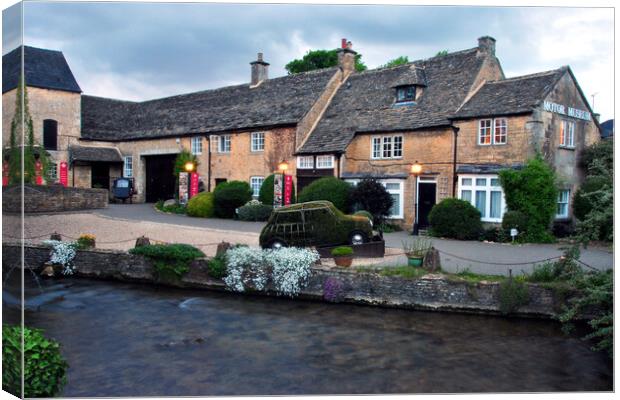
(4, 243, 566, 317)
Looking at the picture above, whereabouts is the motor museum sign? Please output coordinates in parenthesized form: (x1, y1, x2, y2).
(543, 101, 592, 121)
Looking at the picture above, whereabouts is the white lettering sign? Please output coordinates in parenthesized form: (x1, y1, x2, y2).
(543, 101, 591, 121)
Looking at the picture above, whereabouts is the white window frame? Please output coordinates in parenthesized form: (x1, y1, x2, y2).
(250, 176, 264, 198)
(297, 156, 314, 169)
(251, 132, 265, 152)
(458, 174, 506, 223)
(316, 155, 334, 169)
(47, 162, 58, 182)
(191, 136, 203, 155)
(370, 135, 404, 160)
(345, 178, 404, 219)
(218, 135, 231, 153)
(494, 118, 507, 144)
(478, 118, 507, 146)
(560, 120, 575, 148)
(123, 156, 133, 178)
(556, 189, 571, 219)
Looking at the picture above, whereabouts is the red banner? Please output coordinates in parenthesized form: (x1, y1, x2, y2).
(35, 160, 43, 185)
(284, 175, 293, 205)
(2, 161, 9, 186)
(190, 173, 199, 198)
(59, 161, 68, 187)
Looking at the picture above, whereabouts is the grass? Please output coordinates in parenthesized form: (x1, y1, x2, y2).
(380, 265, 428, 279)
(155, 200, 187, 214)
(355, 265, 509, 282)
(450, 268, 506, 283)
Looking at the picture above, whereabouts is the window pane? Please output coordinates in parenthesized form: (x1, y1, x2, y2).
(476, 178, 487, 186)
(385, 182, 400, 191)
(494, 118, 507, 144)
(461, 178, 472, 186)
(393, 136, 403, 157)
(461, 190, 472, 203)
(479, 119, 492, 144)
(390, 193, 400, 217)
(490, 178, 500, 186)
(383, 137, 392, 158)
(372, 137, 382, 158)
(475, 191, 486, 218)
(490, 191, 502, 219)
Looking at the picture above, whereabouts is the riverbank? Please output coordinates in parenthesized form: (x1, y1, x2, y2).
(5, 242, 574, 318)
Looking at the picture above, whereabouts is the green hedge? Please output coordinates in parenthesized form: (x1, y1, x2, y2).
(129, 243, 204, 281)
(237, 202, 273, 221)
(573, 176, 608, 221)
(259, 174, 296, 206)
(428, 198, 482, 240)
(298, 177, 352, 213)
(187, 192, 215, 218)
(213, 181, 253, 218)
(2, 324, 68, 398)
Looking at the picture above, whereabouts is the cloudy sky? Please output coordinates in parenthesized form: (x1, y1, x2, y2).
(2, 1, 615, 121)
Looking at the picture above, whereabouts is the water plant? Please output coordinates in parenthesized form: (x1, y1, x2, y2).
(2, 324, 68, 398)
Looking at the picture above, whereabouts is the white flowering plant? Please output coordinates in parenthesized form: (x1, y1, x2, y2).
(42, 240, 77, 275)
(223, 246, 319, 296)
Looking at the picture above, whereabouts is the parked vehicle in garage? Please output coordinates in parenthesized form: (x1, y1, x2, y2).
(112, 177, 134, 203)
(259, 201, 375, 249)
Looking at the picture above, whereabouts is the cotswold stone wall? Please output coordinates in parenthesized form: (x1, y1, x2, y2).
(5, 243, 566, 318)
(2, 184, 108, 213)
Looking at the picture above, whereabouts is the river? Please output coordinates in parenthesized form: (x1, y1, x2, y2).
(3, 277, 613, 396)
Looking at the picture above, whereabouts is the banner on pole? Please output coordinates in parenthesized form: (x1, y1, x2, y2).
(273, 173, 283, 208)
(284, 175, 293, 205)
(35, 160, 43, 185)
(59, 161, 68, 187)
(2, 161, 9, 186)
(190, 173, 199, 198)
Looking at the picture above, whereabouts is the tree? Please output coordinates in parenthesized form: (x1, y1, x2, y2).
(8, 76, 49, 185)
(285, 49, 367, 74)
(435, 50, 449, 57)
(379, 56, 409, 68)
(499, 156, 558, 243)
(349, 177, 393, 225)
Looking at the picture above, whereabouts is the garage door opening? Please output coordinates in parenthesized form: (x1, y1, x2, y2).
(144, 154, 177, 203)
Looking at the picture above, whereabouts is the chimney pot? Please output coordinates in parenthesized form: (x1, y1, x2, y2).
(341, 38, 347, 49)
(477, 36, 496, 56)
(257, 52, 263, 62)
(250, 53, 269, 87)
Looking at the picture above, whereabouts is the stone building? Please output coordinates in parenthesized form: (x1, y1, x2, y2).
(2, 37, 600, 227)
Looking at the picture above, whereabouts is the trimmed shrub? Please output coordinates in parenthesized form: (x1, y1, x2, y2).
(349, 177, 394, 224)
(298, 177, 353, 213)
(259, 174, 296, 206)
(353, 210, 373, 222)
(3, 325, 68, 398)
(501, 210, 528, 233)
(187, 192, 215, 218)
(213, 181, 253, 218)
(331, 246, 354, 257)
(129, 243, 204, 281)
(499, 156, 557, 243)
(428, 198, 483, 240)
(237, 200, 273, 221)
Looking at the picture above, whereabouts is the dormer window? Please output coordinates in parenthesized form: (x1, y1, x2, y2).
(396, 86, 416, 103)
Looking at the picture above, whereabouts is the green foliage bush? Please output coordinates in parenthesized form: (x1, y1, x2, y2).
(573, 176, 609, 221)
(428, 198, 482, 240)
(285, 49, 367, 74)
(155, 200, 187, 214)
(213, 181, 253, 218)
(173, 150, 199, 177)
(353, 210, 373, 221)
(207, 254, 227, 279)
(187, 192, 215, 218)
(331, 246, 354, 257)
(2, 324, 68, 398)
(498, 278, 530, 314)
(258, 174, 296, 206)
(350, 177, 394, 224)
(129, 243, 204, 281)
(237, 201, 273, 221)
(579, 139, 613, 174)
(528, 263, 556, 283)
(298, 177, 353, 213)
(499, 157, 557, 243)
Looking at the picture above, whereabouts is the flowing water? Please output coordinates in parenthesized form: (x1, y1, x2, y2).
(3, 277, 613, 396)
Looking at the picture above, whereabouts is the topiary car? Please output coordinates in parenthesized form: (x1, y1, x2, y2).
(259, 201, 375, 249)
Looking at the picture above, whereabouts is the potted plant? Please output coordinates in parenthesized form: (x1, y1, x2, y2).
(402, 238, 431, 267)
(76, 234, 96, 249)
(331, 246, 354, 267)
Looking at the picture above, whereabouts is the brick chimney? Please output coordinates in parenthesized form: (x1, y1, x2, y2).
(250, 52, 269, 87)
(477, 36, 496, 56)
(337, 38, 357, 75)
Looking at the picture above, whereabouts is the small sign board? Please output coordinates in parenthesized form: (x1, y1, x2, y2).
(179, 172, 189, 204)
(273, 173, 283, 208)
(284, 175, 293, 206)
(543, 101, 591, 121)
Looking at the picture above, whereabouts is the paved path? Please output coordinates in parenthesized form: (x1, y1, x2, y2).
(4, 203, 612, 276)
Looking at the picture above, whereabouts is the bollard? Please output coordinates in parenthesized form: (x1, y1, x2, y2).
(135, 236, 151, 248)
(50, 232, 62, 241)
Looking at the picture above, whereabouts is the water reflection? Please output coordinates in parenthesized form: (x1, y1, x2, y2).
(3, 278, 613, 396)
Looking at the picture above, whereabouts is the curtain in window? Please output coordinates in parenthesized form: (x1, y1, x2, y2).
(475, 191, 486, 218)
(461, 190, 472, 202)
(490, 191, 502, 219)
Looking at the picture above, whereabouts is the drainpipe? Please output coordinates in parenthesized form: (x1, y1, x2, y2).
(451, 125, 460, 196)
(336, 154, 341, 178)
(206, 135, 212, 192)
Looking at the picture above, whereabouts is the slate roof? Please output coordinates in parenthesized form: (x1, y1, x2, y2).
(297, 48, 488, 154)
(456, 163, 523, 174)
(81, 67, 338, 141)
(600, 119, 613, 139)
(69, 145, 123, 163)
(2, 46, 81, 94)
(453, 68, 565, 119)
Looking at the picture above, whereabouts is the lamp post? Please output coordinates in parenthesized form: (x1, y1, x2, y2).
(410, 161, 423, 236)
(184, 161, 195, 173)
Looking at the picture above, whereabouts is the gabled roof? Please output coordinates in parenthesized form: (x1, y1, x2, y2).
(601, 119, 613, 139)
(453, 68, 566, 119)
(81, 67, 338, 141)
(69, 145, 123, 163)
(2, 46, 81, 94)
(297, 48, 487, 154)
